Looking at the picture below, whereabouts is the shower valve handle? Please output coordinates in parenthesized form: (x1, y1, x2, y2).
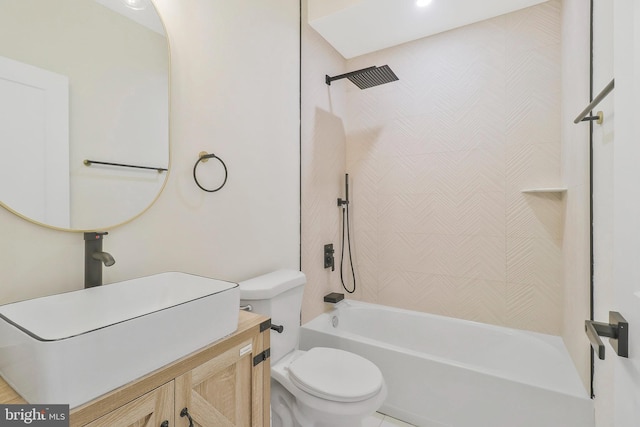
(324, 244, 335, 271)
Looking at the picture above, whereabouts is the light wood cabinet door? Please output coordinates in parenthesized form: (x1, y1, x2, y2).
(174, 332, 269, 427)
(84, 382, 173, 427)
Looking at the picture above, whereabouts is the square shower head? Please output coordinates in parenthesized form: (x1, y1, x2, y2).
(326, 65, 399, 89)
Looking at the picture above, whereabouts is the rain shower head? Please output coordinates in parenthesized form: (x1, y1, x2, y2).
(325, 65, 399, 89)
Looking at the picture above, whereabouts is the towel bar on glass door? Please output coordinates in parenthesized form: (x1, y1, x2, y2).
(573, 79, 614, 124)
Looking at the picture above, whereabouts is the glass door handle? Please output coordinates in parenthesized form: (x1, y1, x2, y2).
(585, 311, 628, 360)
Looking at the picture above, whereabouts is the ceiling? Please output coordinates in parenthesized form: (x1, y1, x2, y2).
(308, 0, 550, 59)
(93, 0, 165, 35)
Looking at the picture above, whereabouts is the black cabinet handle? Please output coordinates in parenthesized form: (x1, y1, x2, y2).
(160, 421, 169, 427)
(180, 408, 194, 427)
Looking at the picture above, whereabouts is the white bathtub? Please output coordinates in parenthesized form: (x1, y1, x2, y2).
(299, 300, 594, 427)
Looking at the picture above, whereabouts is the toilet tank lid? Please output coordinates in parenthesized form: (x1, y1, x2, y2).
(239, 269, 306, 300)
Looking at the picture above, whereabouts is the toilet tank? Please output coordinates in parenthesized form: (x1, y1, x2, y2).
(239, 270, 305, 363)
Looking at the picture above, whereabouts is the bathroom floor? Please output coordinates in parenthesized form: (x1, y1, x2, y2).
(365, 412, 416, 427)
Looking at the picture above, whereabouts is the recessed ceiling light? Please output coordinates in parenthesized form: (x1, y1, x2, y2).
(416, 0, 432, 7)
(121, 0, 147, 10)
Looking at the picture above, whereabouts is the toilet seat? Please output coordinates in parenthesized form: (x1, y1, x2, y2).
(287, 347, 383, 403)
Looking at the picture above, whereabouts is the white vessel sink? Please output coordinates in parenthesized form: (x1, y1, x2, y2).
(0, 272, 239, 408)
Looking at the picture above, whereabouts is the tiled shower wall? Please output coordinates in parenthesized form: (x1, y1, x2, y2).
(300, 0, 348, 322)
(344, 1, 564, 335)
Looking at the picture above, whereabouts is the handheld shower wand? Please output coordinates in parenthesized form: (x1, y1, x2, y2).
(337, 174, 349, 207)
(338, 174, 356, 293)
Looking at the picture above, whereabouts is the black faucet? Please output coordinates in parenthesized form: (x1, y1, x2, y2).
(84, 232, 115, 288)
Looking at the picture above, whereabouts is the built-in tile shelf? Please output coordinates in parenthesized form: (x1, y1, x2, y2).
(521, 188, 568, 194)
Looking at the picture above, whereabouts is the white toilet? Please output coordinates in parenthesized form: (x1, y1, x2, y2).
(239, 270, 387, 427)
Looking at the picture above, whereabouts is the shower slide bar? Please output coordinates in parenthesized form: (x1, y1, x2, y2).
(84, 159, 167, 173)
(573, 79, 615, 124)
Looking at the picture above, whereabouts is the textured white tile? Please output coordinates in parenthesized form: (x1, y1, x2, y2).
(455, 278, 508, 325)
(379, 193, 436, 234)
(456, 191, 506, 237)
(352, 229, 379, 266)
(348, 263, 378, 303)
(415, 274, 459, 317)
(506, 143, 561, 190)
(506, 45, 561, 146)
(300, 5, 348, 323)
(378, 271, 438, 313)
(378, 154, 427, 195)
(455, 236, 507, 281)
(378, 232, 433, 274)
(507, 189, 565, 239)
(346, 128, 382, 168)
(506, 280, 562, 335)
(457, 147, 506, 193)
(505, 0, 561, 54)
(506, 237, 562, 285)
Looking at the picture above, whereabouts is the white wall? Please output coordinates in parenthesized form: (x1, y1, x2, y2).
(0, 0, 300, 304)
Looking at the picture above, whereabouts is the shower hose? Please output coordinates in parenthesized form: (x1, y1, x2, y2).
(340, 202, 357, 294)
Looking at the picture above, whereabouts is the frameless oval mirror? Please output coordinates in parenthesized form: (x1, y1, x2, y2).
(0, 0, 169, 231)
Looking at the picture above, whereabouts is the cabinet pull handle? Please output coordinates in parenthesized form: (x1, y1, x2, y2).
(180, 407, 194, 427)
(161, 421, 169, 427)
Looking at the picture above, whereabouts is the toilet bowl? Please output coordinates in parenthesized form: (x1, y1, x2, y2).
(239, 270, 386, 427)
(271, 349, 387, 427)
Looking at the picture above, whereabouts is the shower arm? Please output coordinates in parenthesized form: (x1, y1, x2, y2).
(326, 67, 376, 85)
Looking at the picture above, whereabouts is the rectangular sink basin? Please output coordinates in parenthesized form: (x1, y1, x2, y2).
(0, 272, 239, 408)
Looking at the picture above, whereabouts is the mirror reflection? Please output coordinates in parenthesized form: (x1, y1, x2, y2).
(0, 0, 169, 230)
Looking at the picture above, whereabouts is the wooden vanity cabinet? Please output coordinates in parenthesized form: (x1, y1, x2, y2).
(0, 311, 271, 427)
(175, 334, 268, 427)
(84, 382, 174, 427)
(71, 311, 271, 427)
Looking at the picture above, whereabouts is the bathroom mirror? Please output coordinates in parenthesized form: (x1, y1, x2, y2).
(0, 0, 169, 231)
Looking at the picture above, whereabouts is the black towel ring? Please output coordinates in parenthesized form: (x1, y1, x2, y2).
(193, 151, 228, 192)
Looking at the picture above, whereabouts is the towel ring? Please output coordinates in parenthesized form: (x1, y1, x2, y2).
(193, 151, 228, 192)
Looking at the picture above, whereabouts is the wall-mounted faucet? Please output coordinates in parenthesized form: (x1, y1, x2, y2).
(84, 232, 115, 288)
